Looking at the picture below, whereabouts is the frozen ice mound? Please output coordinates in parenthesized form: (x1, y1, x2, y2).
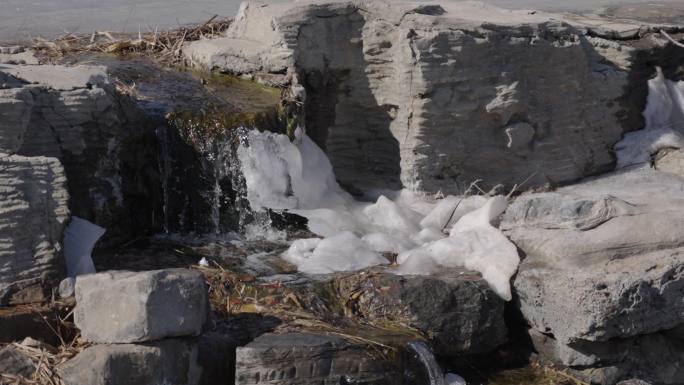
(238, 127, 519, 300)
(615, 67, 684, 169)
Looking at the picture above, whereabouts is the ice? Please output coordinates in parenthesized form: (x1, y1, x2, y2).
(420, 195, 488, 231)
(237, 127, 352, 210)
(397, 197, 519, 301)
(362, 232, 416, 254)
(238, 128, 520, 300)
(615, 67, 684, 169)
(281, 231, 388, 274)
(362, 195, 422, 236)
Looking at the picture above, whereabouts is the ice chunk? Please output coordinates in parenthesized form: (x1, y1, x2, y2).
(398, 197, 519, 300)
(63, 217, 105, 278)
(282, 231, 388, 274)
(362, 232, 416, 254)
(411, 227, 446, 245)
(420, 195, 488, 230)
(615, 67, 684, 169)
(362, 195, 422, 236)
(237, 129, 352, 210)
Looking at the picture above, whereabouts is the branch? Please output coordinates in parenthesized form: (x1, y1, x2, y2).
(660, 30, 684, 49)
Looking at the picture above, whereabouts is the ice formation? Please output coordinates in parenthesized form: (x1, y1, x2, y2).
(238, 127, 520, 300)
(615, 67, 684, 169)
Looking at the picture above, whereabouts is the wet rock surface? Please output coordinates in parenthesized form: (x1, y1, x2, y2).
(311, 269, 507, 357)
(74, 269, 208, 343)
(235, 332, 403, 385)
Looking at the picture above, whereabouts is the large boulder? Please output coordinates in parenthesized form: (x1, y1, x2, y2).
(74, 269, 208, 343)
(57, 339, 201, 385)
(0, 154, 69, 305)
(235, 332, 403, 385)
(313, 269, 507, 357)
(184, 0, 653, 193)
(502, 169, 684, 383)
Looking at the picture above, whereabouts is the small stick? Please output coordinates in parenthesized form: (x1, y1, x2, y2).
(660, 29, 684, 48)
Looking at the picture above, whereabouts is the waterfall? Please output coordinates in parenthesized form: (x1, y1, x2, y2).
(406, 341, 467, 385)
(406, 341, 446, 385)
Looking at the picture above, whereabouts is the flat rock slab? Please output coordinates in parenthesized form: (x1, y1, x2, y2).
(74, 269, 208, 343)
(57, 339, 201, 385)
(0, 64, 107, 90)
(235, 332, 402, 385)
(502, 169, 684, 343)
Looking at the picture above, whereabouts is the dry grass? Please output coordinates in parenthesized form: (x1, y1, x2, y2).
(486, 363, 590, 385)
(0, 302, 87, 385)
(31, 15, 231, 65)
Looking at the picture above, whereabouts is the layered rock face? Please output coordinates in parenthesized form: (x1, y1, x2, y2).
(502, 169, 684, 384)
(0, 155, 68, 305)
(185, 0, 634, 192)
(0, 64, 162, 246)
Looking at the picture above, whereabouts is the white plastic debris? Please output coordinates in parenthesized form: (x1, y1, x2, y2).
(198, 257, 209, 267)
(63, 217, 105, 278)
(238, 129, 520, 300)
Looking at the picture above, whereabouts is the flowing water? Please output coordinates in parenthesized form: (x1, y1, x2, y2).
(407, 341, 447, 385)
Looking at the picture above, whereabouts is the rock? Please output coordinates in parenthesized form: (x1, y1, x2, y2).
(74, 269, 208, 343)
(0, 63, 163, 246)
(503, 169, 684, 344)
(0, 154, 69, 306)
(57, 339, 201, 385)
(235, 332, 402, 385)
(0, 345, 35, 378)
(59, 277, 75, 298)
(654, 148, 684, 177)
(617, 380, 653, 385)
(503, 169, 684, 383)
(0, 64, 107, 91)
(184, 1, 645, 192)
(318, 269, 507, 356)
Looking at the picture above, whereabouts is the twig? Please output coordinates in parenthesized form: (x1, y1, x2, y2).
(660, 29, 684, 48)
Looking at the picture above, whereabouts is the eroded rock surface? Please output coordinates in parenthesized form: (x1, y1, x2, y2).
(74, 269, 208, 343)
(503, 169, 684, 384)
(183, 0, 667, 192)
(0, 154, 69, 305)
